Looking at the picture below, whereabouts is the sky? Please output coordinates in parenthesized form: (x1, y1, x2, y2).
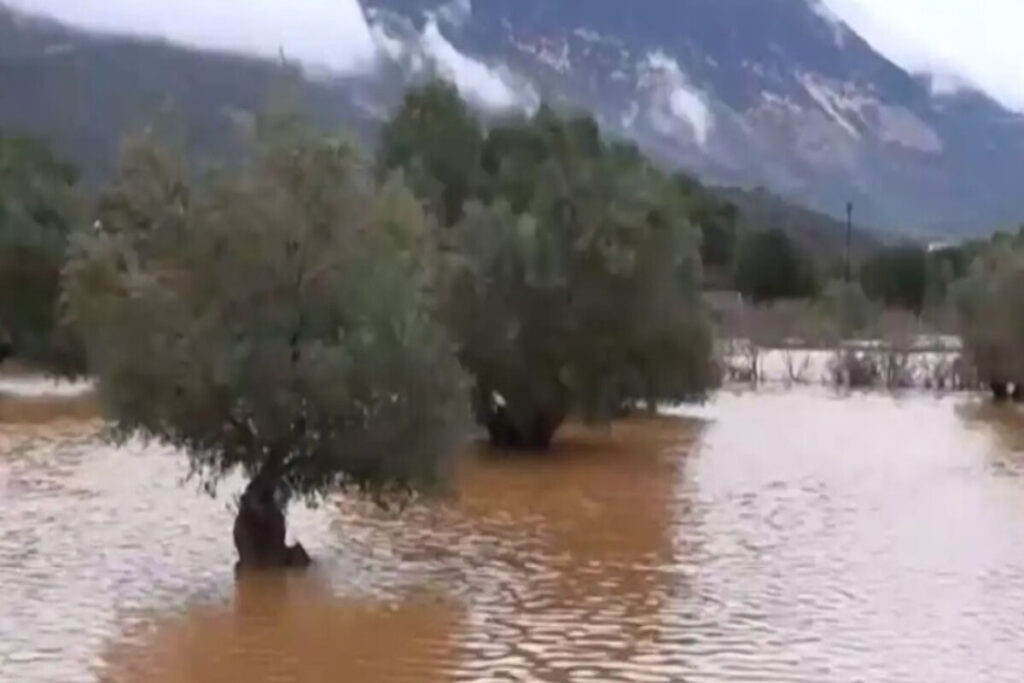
(7, 0, 1024, 112)
(7, 0, 381, 72)
(822, 0, 1024, 111)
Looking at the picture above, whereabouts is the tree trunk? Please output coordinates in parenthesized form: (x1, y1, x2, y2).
(233, 470, 310, 572)
(1012, 383, 1024, 403)
(0, 335, 12, 366)
(991, 381, 1010, 402)
(472, 382, 568, 451)
(484, 404, 564, 450)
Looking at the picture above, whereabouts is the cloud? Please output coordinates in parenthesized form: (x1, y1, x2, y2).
(640, 52, 714, 147)
(667, 89, 712, 145)
(6, 0, 378, 73)
(434, 0, 472, 28)
(12, 0, 535, 112)
(808, 0, 847, 47)
(419, 19, 536, 112)
(823, 0, 1024, 112)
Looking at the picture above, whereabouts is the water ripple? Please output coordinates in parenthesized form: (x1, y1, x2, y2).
(2, 387, 1024, 681)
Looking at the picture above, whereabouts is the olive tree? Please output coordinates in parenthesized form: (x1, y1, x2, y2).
(62, 113, 468, 569)
(377, 83, 483, 226)
(952, 243, 1024, 399)
(0, 130, 84, 372)
(442, 113, 714, 449)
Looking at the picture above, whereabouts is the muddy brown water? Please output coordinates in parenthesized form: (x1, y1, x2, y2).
(3, 386, 1024, 682)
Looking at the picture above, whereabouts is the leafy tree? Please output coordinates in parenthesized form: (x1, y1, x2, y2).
(734, 228, 818, 303)
(859, 245, 927, 313)
(441, 112, 714, 449)
(676, 174, 738, 270)
(952, 242, 1024, 399)
(0, 130, 84, 371)
(62, 112, 468, 569)
(378, 90, 714, 449)
(377, 83, 483, 226)
(923, 245, 971, 311)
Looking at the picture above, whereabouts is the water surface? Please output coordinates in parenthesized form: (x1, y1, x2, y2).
(2, 386, 1024, 682)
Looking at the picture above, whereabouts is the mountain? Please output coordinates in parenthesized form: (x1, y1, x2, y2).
(363, 0, 1024, 237)
(3, 1, 1014, 239)
(0, 6, 390, 180)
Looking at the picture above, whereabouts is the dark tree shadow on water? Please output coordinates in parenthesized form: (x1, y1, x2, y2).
(957, 401, 1024, 477)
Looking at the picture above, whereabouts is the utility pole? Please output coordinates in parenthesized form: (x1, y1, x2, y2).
(845, 201, 853, 283)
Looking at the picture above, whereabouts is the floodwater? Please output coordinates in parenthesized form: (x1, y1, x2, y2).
(3, 384, 1024, 682)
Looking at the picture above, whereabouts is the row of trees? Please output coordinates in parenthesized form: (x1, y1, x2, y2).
(56, 85, 717, 568)
(3, 81, 1020, 566)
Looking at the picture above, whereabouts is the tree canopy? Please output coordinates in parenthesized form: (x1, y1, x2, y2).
(0, 130, 84, 371)
(377, 83, 483, 227)
(859, 245, 928, 313)
(734, 228, 819, 303)
(62, 111, 468, 567)
(380, 85, 715, 449)
(674, 172, 739, 273)
(952, 239, 1024, 396)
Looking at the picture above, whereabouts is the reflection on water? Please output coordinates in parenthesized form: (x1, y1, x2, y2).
(101, 576, 461, 683)
(0, 390, 98, 423)
(960, 402, 1024, 479)
(3, 382, 1024, 682)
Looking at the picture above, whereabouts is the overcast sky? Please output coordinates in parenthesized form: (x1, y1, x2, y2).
(822, 0, 1024, 111)
(8, 0, 1024, 112)
(8, 0, 380, 72)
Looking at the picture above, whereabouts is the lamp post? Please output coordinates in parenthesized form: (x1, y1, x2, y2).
(845, 201, 853, 283)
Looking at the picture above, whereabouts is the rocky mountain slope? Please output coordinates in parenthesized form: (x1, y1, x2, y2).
(363, 0, 1024, 236)
(2, 0, 1019, 237)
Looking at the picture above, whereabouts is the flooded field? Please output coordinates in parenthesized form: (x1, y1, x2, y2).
(3, 384, 1024, 681)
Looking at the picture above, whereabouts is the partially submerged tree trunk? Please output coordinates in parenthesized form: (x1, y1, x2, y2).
(233, 464, 310, 572)
(991, 381, 1010, 402)
(483, 404, 564, 450)
(474, 385, 567, 451)
(0, 334, 12, 366)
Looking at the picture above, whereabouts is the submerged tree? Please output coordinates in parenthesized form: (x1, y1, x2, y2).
(0, 130, 84, 372)
(62, 112, 468, 569)
(439, 111, 714, 449)
(952, 243, 1024, 399)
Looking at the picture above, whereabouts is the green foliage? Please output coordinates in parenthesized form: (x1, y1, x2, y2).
(380, 89, 714, 447)
(923, 245, 974, 311)
(695, 200, 738, 269)
(62, 111, 468, 500)
(859, 245, 927, 313)
(0, 130, 84, 371)
(734, 228, 819, 303)
(951, 241, 1024, 386)
(376, 83, 483, 226)
(673, 173, 738, 272)
(817, 279, 878, 338)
